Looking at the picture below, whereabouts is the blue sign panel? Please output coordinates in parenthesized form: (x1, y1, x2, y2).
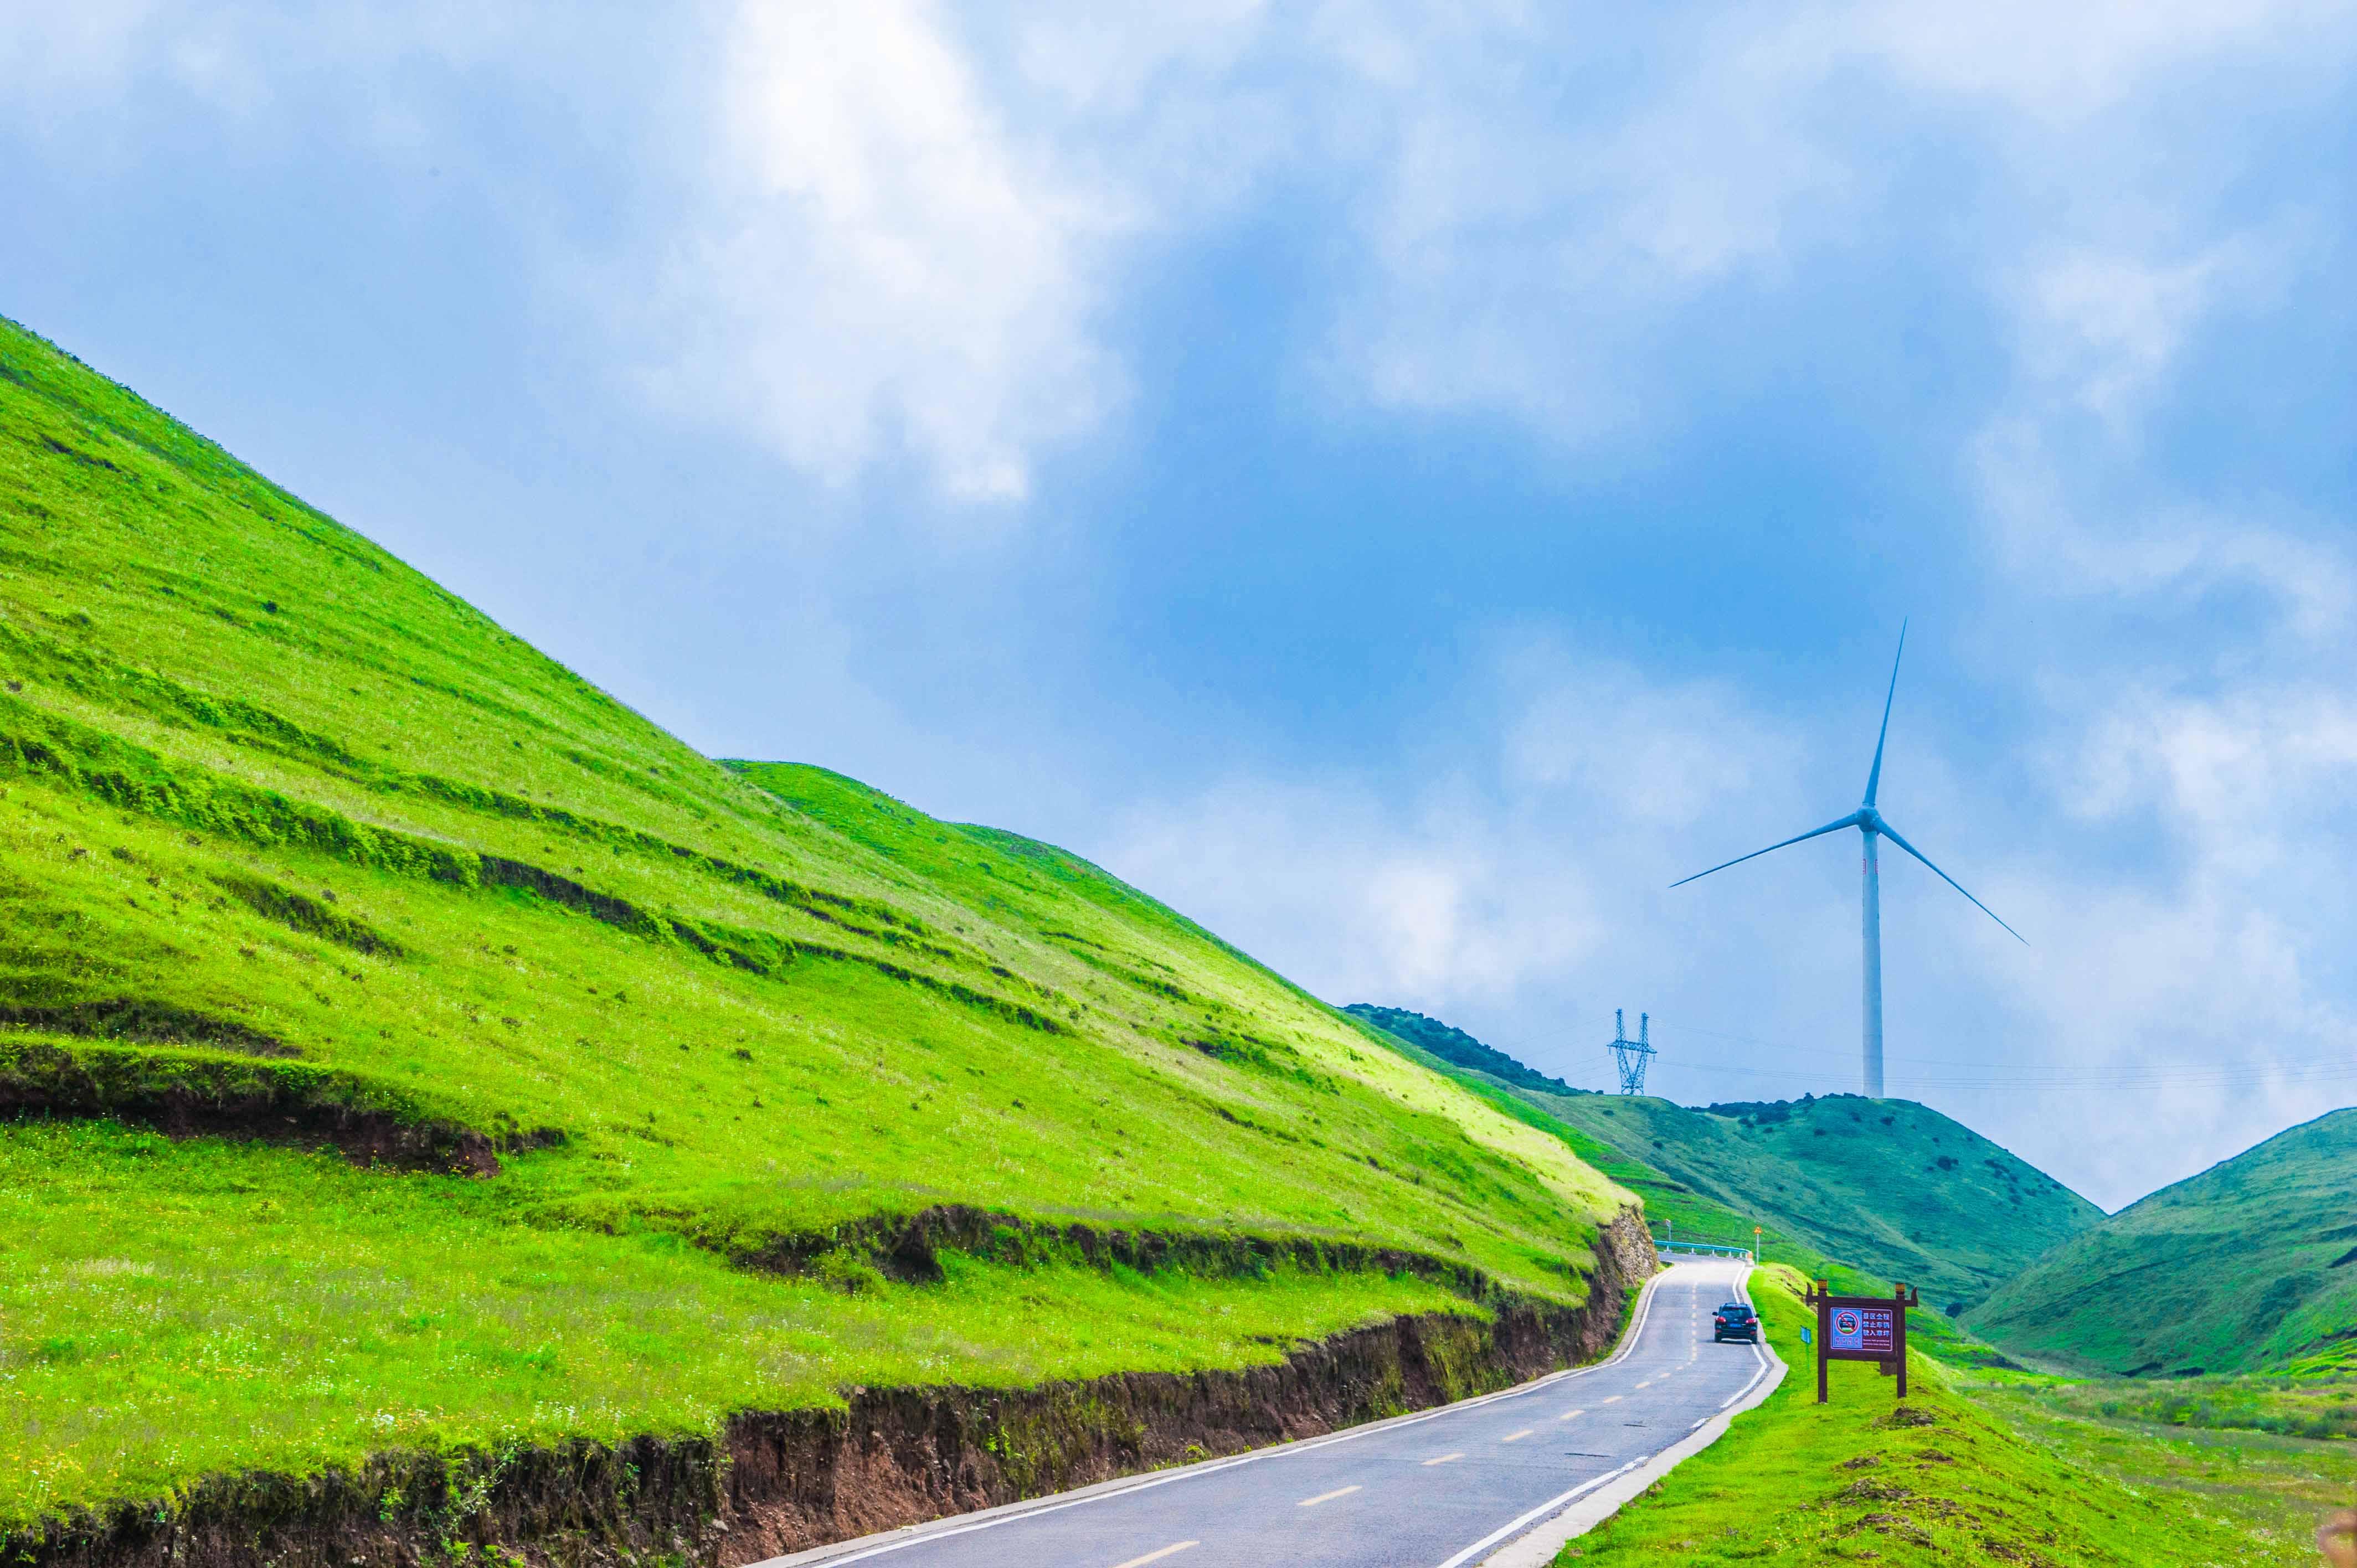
(1829, 1305, 1894, 1354)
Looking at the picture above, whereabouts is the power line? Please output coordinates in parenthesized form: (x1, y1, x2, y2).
(1636, 1053, 2357, 1095)
(1644, 1017, 2357, 1091)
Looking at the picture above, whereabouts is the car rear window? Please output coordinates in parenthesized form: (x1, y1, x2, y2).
(1722, 1303, 1753, 1316)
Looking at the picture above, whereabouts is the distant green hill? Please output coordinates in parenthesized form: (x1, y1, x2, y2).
(1535, 1092, 2102, 1313)
(1967, 1107, 2357, 1377)
(1342, 1004, 1585, 1096)
(0, 316, 1633, 1533)
(1348, 1007, 2100, 1312)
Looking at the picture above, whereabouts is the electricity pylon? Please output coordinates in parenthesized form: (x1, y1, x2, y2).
(1608, 1009, 1656, 1096)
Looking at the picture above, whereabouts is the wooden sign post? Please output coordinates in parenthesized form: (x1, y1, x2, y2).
(1802, 1282, 1921, 1404)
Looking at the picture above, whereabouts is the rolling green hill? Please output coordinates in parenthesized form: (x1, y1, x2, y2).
(0, 316, 1636, 1535)
(1534, 1093, 2102, 1313)
(1967, 1107, 2357, 1377)
(1349, 1008, 2100, 1312)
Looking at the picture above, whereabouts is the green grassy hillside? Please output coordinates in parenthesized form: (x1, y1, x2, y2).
(1536, 1093, 2098, 1313)
(0, 317, 1631, 1529)
(1347, 1008, 2099, 1312)
(1967, 1107, 2357, 1377)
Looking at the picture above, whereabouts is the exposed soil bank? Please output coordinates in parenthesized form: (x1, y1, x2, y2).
(0, 1038, 558, 1175)
(8, 1208, 1654, 1568)
(738, 1201, 1509, 1293)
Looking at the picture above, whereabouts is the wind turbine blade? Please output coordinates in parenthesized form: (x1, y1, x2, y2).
(1669, 812, 1864, 888)
(1863, 619, 1907, 807)
(1876, 821, 2027, 944)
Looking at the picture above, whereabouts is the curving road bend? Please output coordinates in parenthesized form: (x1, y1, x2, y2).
(763, 1259, 1774, 1568)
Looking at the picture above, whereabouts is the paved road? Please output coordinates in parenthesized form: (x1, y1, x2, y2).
(768, 1260, 1771, 1568)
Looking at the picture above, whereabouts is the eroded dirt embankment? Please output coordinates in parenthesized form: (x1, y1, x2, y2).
(10, 1207, 1654, 1568)
(0, 1038, 560, 1174)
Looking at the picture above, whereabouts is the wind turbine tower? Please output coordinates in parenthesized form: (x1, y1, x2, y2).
(1670, 625, 2025, 1097)
(1608, 1009, 1655, 1096)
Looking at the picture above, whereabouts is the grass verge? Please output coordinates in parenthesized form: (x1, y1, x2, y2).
(1552, 1266, 2321, 1565)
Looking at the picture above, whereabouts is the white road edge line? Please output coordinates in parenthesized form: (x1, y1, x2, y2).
(752, 1261, 1686, 1566)
(1298, 1486, 1362, 1507)
(1109, 1544, 1197, 1568)
(1471, 1263, 1787, 1568)
(1427, 1461, 1643, 1568)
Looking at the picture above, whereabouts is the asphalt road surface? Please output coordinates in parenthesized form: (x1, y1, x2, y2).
(769, 1258, 1771, 1568)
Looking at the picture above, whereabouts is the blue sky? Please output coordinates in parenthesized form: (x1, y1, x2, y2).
(6, 2, 2355, 1210)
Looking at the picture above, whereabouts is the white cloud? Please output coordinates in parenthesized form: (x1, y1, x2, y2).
(1113, 772, 1602, 1005)
(635, 1, 1124, 504)
(1107, 636, 1823, 1030)
(1314, 0, 2357, 440)
(1970, 417, 2356, 639)
(627, 0, 1321, 506)
(26, 0, 2351, 502)
(2014, 245, 2248, 424)
(1860, 0, 2349, 119)
(1946, 142, 2357, 1201)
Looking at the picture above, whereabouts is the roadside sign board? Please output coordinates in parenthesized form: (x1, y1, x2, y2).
(1828, 1304, 1894, 1354)
(1803, 1283, 1919, 1404)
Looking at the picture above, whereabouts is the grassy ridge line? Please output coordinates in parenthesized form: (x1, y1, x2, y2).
(1340, 1003, 2101, 1314)
(1529, 1090, 2101, 1313)
(1345, 1021, 1762, 1248)
(1556, 1266, 2302, 1565)
(1968, 1107, 2357, 1378)
(724, 763, 1634, 1240)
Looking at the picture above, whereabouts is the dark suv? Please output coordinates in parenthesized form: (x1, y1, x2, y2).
(1712, 1301, 1759, 1343)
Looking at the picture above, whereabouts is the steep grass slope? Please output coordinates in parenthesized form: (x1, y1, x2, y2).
(0, 317, 1633, 1531)
(1349, 1007, 2098, 1311)
(1968, 1106, 2357, 1377)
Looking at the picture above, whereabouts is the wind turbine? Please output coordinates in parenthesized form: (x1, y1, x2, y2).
(1671, 625, 2024, 1098)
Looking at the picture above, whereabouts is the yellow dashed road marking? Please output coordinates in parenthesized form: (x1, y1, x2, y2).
(1298, 1486, 1362, 1508)
(1110, 1544, 1197, 1568)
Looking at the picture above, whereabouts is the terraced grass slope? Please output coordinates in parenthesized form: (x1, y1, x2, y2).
(0, 317, 1635, 1533)
(1349, 1008, 2098, 1312)
(1967, 1107, 2357, 1378)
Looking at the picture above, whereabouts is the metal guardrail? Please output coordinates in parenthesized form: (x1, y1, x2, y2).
(1656, 1241, 1757, 1261)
